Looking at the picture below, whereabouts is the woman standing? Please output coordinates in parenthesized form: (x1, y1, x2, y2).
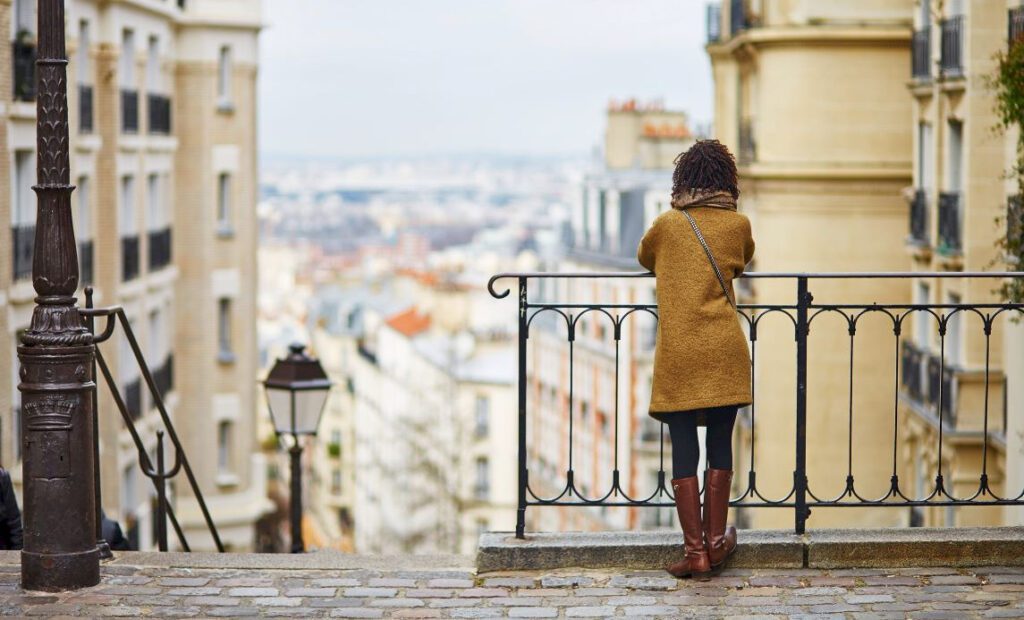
(637, 140, 755, 579)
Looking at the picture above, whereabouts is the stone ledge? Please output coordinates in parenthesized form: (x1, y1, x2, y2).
(477, 527, 1024, 573)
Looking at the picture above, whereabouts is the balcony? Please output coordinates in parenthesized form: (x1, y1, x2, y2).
(12, 40, 36, 101)
(12, 224, 35, 281)
(148, 227, 172, 271)
(939, 16, 964, 77)
(122, 234, 140, 281)
(738, 118, 756, 164)
(1011, 6, 1024, 46)
(121, 89, 139, 133)
(79, 84, 94, 134)
(706, 3, 722, 44)
(908, 189, 928, 245)
(78, 239, 93, 285)
(911, 28, 930, 79)
(148, 94, 172, 135)
(937, 191, 961, 253)
(902, 341, 955, 425)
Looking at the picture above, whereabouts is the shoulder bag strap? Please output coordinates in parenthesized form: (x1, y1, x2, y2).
(680, 209, 737, 310)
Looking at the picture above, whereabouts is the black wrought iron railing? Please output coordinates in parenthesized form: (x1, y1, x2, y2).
(12, 40, 36, 101)
(148, 227, 172, 271)
(83, 290, 223, 553)
(909, 189, 928, 245)
(12, 224, 35, 281)
(911, 28, 931, 79)
(121, 88, 139, 133)
(707, 3, 722, 44)
(938, 191, 962, 253)
(78, 239, 93, 285)
(153, 354, 174, 397)
(79, 84, 94, 134)
(122, 234, 140, 281)
(147, 93, 172, 134)
(1010, 6, 1024, 47)
(488, 271, 1024, 537)
(124, 377, 142, 421)
(739, 119, 756, 164)
(940, 16, 964, 76)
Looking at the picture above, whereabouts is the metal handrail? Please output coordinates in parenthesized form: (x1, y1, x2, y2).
(490, 271, 1024, 537)
(83, 288, 224, 552)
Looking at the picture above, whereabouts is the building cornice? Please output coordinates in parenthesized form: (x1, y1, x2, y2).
(708, 25, 911, 58)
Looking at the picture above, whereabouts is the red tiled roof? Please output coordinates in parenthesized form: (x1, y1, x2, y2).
(386, 307, 431, 337)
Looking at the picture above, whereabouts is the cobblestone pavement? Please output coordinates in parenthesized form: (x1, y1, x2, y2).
(1, 562, 1023, 618)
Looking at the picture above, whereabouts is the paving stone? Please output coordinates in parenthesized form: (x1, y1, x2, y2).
(155, 577, 210, 587)
(565, 606, 616, 617)
(508, 608, 558, 618)
(252, 596, 303, 606)
(285, 587, 337, 597)
(226, 586, 278, 597)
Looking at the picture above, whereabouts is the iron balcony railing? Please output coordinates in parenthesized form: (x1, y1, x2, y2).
(909, 189, 928, 245)
(78, 239, 93, 286)
(940, 16, 964, 77)
(1011, 6, 1024, 46)
(706, 3, 722, 43)
(12, 40, 36, 101)
(148, 227, 172, 271)
(488, 271, 1024, 537)
(122, 234, 140, 281)
(153, 354, 174, 398)
(938, 191, 962, 253)
(148, 93, 172, 135)
(739, 119, 756, 164)
(79, 84, 94, 134)
(121, 89, 139, 133)
(124, 377, 142, 421)
(12, 224, 35, 281)
(1009, 195, 1023, 255)
(83, 290, 224, 552)
(911, 28, 931, 79)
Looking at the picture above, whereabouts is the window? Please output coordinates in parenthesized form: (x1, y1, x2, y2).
(120, 176, 135, 234)
(474, 395, 489, 438)
(331, 469, 342, 494)
(218, 298, 233, 361)
(217, 421, 232, 473)
(121, 30, 135, 86)
(146, 36, 160, 93)
(946, 120, 963, 192)
(13, 150, 35, 226)
(77, 21, 90, 83)
(147, 173, 161, 230)
(217, 173, 231, 233)
(217, 46, 232, 107)
(13, 0, 34, 36)
(915, 282, 931, 347)
(77, 176, 91, 239)
(945, 293, 962, 367)
(474, 457, 489, 500)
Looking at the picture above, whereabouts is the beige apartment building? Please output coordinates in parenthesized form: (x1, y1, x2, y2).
(0, 0, 267, 550)
(899, 0, 1024, 528)
(706, 0, 914, 528)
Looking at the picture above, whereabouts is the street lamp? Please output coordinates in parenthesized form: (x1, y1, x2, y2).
(263, 343, 332, 553)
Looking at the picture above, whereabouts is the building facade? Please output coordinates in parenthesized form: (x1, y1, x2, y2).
(0, 0, 267, 551)
(706, 0, 915, 528)
(899, 0, 1024, 528)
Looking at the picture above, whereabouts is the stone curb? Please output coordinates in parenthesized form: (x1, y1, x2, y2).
(477, 526, 1024, 572)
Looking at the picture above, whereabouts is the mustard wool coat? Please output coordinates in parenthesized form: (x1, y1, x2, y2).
(637, 205, 755, 418)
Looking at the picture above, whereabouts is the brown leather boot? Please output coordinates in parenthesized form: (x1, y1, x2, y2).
(667, 477, 711, 580)
(703, 468, 737, 571)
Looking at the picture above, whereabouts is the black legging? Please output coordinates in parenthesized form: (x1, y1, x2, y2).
(665, 406, 738, 479)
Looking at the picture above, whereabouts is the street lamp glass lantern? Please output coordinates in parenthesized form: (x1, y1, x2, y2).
(264, 343, 332, 436)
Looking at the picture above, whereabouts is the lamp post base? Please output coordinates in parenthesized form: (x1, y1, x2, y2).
(22, 547, 101, 592)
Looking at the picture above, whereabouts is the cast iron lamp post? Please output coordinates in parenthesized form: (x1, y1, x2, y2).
(263, 344, 332, 553)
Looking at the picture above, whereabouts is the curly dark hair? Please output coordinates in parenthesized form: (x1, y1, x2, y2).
(671, 139, 740, 199)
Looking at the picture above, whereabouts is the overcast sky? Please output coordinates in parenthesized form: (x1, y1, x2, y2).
(258, 0, 712, 159)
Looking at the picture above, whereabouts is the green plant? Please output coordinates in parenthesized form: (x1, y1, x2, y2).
(326, 442, 341, 459)
(989, 39, 1024, 305)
